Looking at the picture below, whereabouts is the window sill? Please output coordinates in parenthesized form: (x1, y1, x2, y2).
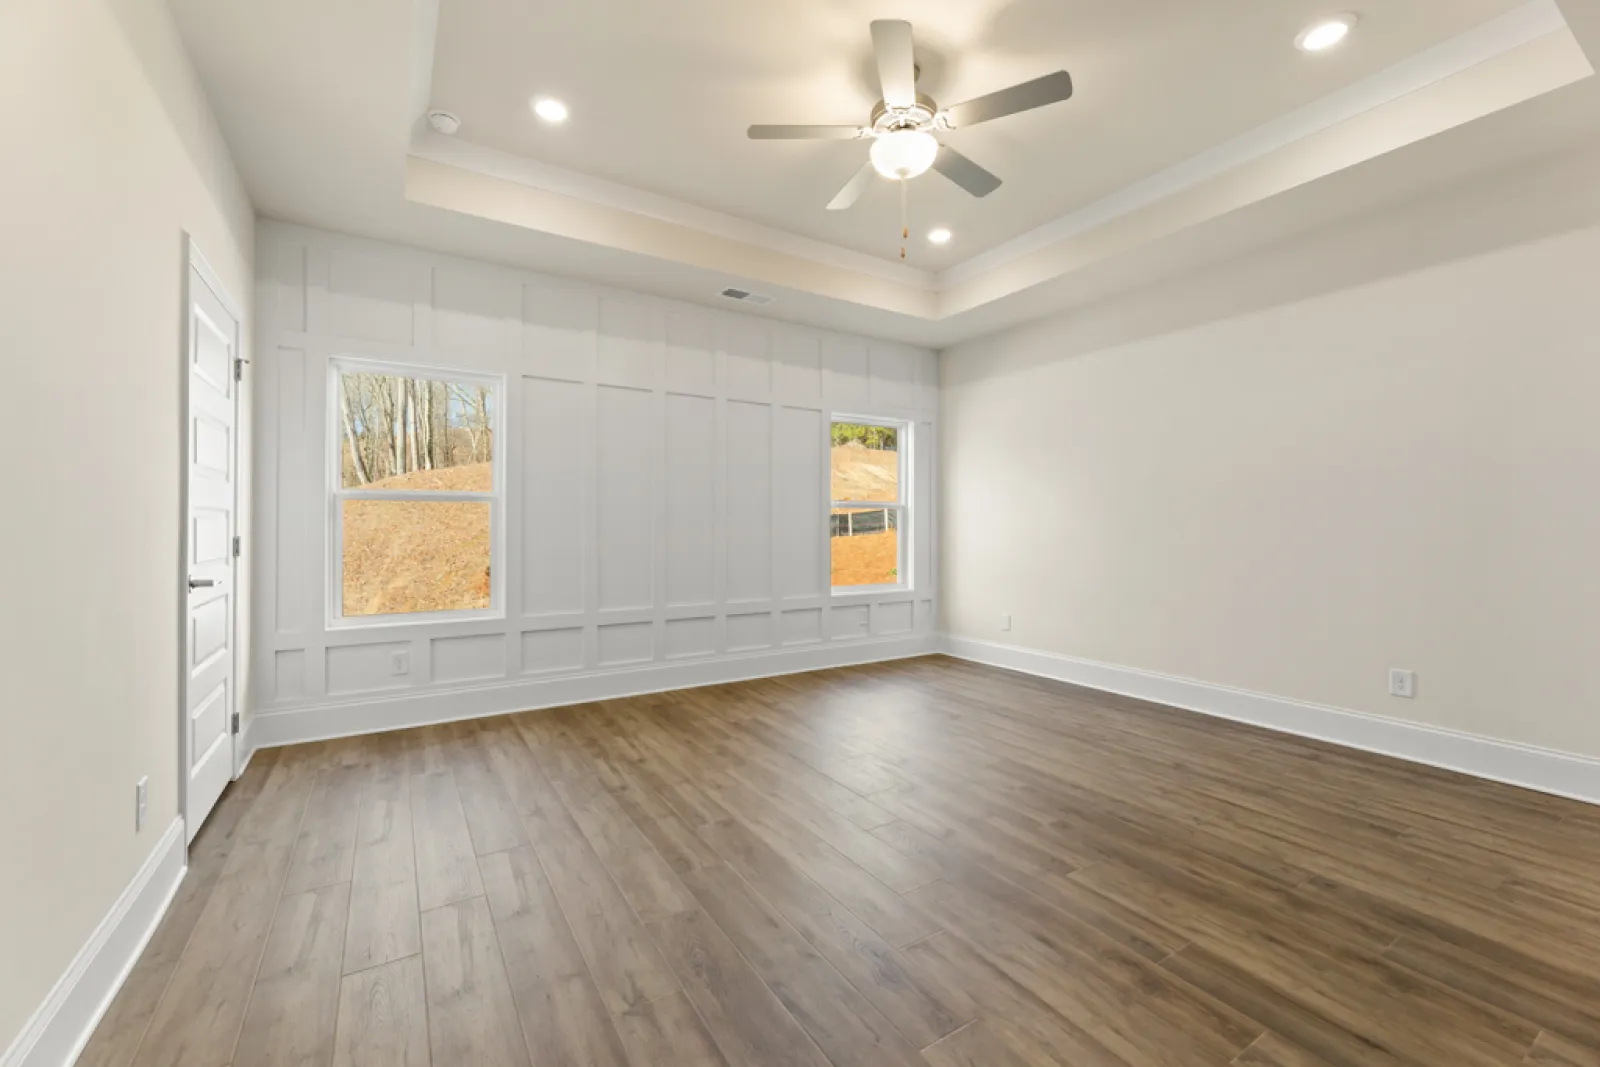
(830, 585, 911, 597)
(327, 607, 505, 630)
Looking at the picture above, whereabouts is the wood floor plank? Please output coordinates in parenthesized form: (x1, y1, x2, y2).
(332, 955, 429, 1067)
(282, 766, 366, 895)
(871, 814, 1188, 965)
(681, 862, 925, 1067)
(710, 777, 940, 948)
(921, 1019, 1057, 1067)
(342, 772, 421, 974)
(555, 773, 700, 924)
(479, 847, 631, 1067)
(1382, 935, 1600, 1050)
(908, 879, 1261, 1067)
(901, 932, 1129, 1067)
(1233, 1033, 1338, 1067)
(607, 769, 726, 875)
(1162, 939, 1535, 1067)
(614, 992, 733, 1067)
(648, 906, 834, 1067)
(420, 896, 531, 1067)
(476, 716, 561, 817)
(1527, 1032, 1600, 1067)
(516, 769, 680, 1015)
(234, 881, 351, 1067)
(1173, 912, 1539, 1067)
(454, 724, 531, 855)
(696, 813, 975, 1049)
(404, 723, 457, 775)
(411, 771, 484, 910)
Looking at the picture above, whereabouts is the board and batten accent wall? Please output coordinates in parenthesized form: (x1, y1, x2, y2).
(248, 223, 938, 746)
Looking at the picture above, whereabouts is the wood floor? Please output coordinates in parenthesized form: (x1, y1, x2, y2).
(80, 656, 1600, 1067)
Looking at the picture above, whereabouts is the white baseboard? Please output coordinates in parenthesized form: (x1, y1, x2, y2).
(941, 636, 1600, 807)
(2, 817, 186, 1067)
(252, 634, 937, 748)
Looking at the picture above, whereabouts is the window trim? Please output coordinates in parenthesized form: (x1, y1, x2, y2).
(828, 414, 911, 595)
(325, 357, 507, 629)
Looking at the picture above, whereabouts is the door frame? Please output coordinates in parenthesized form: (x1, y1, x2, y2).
(179, 235, 245, 843)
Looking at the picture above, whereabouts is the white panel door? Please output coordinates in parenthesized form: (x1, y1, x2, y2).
(185, 261, 239, 842)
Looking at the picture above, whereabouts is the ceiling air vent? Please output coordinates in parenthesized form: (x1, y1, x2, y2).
(719, 287, 775, 307)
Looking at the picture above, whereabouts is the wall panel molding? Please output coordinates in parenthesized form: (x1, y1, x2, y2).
(251, 221, 938, 727)
(253, 635, 936, 747)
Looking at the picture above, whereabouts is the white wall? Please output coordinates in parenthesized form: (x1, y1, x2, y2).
(0, 0, 253, 1051)
(250, 223, 938, 744)
(941, 168, 1600, 762)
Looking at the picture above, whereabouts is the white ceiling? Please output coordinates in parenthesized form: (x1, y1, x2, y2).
(429, 0, 1527, 270)
(168, 0, 1600, 346)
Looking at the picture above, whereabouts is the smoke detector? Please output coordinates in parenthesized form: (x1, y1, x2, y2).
(719, 287, 775, 307)
(427, 109, 462, 135)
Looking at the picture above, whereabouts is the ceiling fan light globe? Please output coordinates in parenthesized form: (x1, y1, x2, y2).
(870, 130, 939, 180)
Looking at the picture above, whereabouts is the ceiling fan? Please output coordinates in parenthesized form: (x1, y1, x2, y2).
(748, 19, 1074, 212)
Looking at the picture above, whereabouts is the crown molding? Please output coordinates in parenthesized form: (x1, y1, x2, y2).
(939, 0, 1574, 288)
(410, 130, 936, 290)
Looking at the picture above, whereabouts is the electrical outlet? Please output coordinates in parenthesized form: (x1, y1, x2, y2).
(390, 650, 410, 676)
(1389, 668, 1416, 699)
(135, 777, 148, 832)
(1000, 613, 1012, 632)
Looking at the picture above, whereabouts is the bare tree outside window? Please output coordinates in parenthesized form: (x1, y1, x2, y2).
(337, 372, 494, 488)
(333, 366, 500, 619)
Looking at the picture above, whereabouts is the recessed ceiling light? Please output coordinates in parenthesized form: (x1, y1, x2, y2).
(927, 227, 952, 245)
(1296, 14, 1357, 52)
(532, 97, 569, 124)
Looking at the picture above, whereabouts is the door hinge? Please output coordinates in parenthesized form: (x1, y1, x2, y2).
(231, 712, 241, 735)
(233, 357, 249, 382)
(233, 535, 242, 558)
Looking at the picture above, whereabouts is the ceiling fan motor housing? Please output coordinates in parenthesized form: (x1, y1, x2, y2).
(870, 93, 940, 133)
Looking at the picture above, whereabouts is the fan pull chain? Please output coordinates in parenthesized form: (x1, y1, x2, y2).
(899, 179, 908, 260)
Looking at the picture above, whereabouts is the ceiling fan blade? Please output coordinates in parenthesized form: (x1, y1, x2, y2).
(869, 20, 917, 109)
(827, 161, 877, 211)
(932, 146, 1002, 198)
(943, 70, 1073, 128)
(748, 124, 866, 140)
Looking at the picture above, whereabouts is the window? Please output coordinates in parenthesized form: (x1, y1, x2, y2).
(330, 361, 502, 622)
(830, 419, 908, 590)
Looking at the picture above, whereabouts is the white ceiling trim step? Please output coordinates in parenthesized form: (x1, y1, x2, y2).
(938, 0, 1575, 288)
(409, 130, 937, 291)
(403, 156, 940, 320)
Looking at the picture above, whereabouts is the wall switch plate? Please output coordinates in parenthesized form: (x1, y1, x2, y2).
(135, 777, 149, 832)
(390, 650, 410, 676)
(1389, 668, 1416, 699)
(1000, 613, 1011, 632)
